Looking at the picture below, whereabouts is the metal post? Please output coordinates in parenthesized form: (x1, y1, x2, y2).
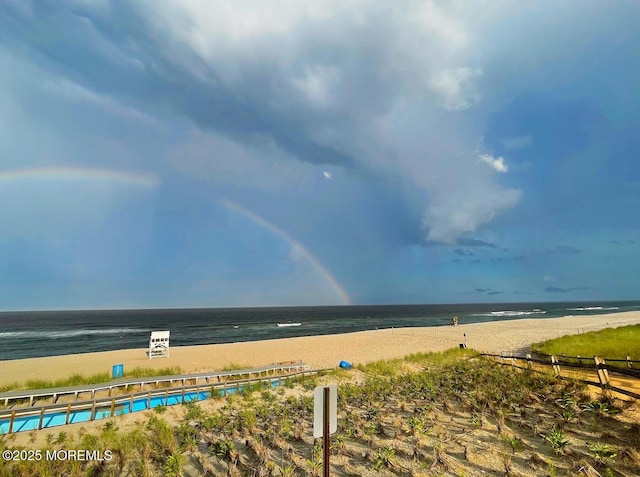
(323, 386, 330, 477)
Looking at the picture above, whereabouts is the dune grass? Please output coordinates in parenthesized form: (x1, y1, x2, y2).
(6, 347, 637, 476)
(531, 324, 640, 360)
(1, 366, 184, 392)
(123, 366, 182, 379)
(356, 347, 476, 375)
(220, 362, 252, 372)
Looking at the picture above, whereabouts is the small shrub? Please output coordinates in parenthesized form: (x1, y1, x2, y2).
(587, 442, 617, 464)
(542, 425, 569, 454)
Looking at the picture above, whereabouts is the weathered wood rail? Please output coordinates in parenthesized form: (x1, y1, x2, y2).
(0, 362, 322, 434)
(482, 353, 640, 400)
(0, 361, 309, 409)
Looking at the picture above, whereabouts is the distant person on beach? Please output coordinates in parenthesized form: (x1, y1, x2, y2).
(450, 316, 458, 327)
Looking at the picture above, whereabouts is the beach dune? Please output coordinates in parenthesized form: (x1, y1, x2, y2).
(1, 311, 639, 387)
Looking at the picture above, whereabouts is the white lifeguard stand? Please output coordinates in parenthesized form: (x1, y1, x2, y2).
(149, 331, 170, 359)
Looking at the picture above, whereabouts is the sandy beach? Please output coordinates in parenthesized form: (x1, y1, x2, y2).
(2, 311, 639, 387)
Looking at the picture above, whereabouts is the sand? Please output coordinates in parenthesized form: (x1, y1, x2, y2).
(1, 311, 639, 387)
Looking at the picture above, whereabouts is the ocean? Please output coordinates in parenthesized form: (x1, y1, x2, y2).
(1, 301, 639, 361)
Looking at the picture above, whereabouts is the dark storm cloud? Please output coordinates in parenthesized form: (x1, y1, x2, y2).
(0, 1, 354, 167)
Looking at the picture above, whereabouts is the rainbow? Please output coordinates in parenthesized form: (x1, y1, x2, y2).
(0, 167, 159, 188)
(219, 199, 351, 305)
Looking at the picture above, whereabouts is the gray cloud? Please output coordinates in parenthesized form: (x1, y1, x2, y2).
(454, 248, 474, 256)
(495, 245, 581, 262)
(457, 238, 498, 248)
(609, 240, 635, 245)
(0, 0, 524, 245)
(545, 286, 590, 293)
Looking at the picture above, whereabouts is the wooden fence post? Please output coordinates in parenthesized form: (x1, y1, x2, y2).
(551, 355, 561, 377)
(594, 356, 610, 398)
(38, 408, 45, 429)
(627, 356, 633, 369)
(8, 411, 15, 434)
(526, 354, 533, 370)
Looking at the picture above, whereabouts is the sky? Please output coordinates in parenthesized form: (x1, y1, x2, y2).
(0, 0, 639, 310)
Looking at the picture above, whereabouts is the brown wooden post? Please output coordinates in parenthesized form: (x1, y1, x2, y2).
(525, 354, 533, 370)
(181, 387, 186, 404)
(8, 411, 16, 433)
(110, 399, 116, 417)
(165, 389, 169, 405)
(65, 404, 71, 425)
(90, 402, 97, 421)
(551, 355, 561, 377)
(594, 356, 610, 397)
(147, 392, 151, 410)
(129, 395, 134, 413)
(627, 356, 633, 369)
(38, 408, 45, 430)
(223, 382, 227, 397)
(29, 396, 34, 407)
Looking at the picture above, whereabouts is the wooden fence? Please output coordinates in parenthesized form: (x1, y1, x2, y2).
(482, 352, 640, 400)
(0, 367, 325, 434)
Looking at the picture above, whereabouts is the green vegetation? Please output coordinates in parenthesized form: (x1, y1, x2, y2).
(531, 324, 640, 360)
(0, 366, 183, 392)
(2, 348, 638, 476)
(123, 366, 182, 379)
(220, 362, 251, 371)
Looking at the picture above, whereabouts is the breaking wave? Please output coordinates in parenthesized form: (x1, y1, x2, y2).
(0, 328, 147, 339)
(566, 307, 619, 311)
